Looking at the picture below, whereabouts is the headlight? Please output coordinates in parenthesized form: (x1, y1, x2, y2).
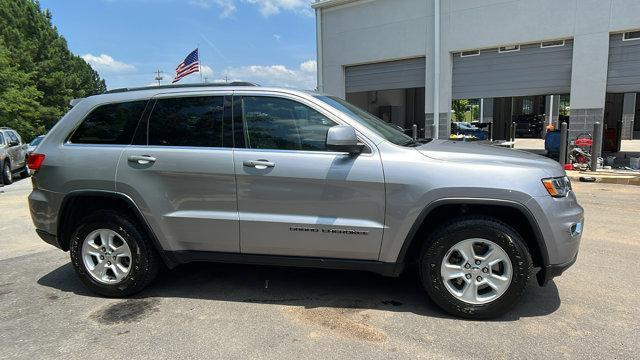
(541, 176, 571, 198)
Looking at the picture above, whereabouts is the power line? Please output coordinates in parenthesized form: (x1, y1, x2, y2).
(154, 70, 164, 85)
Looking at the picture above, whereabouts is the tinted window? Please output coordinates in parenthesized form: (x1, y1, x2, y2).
(148, 96, 225, 147)
(7, 131, 18, 142)
(241, 97, 336, 151)
(70, 101, 147, 145)
(314, 96, 415, 146)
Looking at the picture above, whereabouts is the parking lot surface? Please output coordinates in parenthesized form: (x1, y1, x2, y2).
(1, 178, 638, 359)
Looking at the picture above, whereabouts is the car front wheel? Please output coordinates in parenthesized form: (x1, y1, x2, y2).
(419, 217, 532, 319)
(69, 210, 160, 297)
(2, 160, 12, 185)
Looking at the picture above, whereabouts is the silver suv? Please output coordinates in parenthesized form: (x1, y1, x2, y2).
(1, 127, 29, 185)
(28, 84, 583, 319)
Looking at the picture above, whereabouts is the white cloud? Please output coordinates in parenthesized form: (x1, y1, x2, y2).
(299, 59, 316, 73)
(200, 65, 214, 77)
(189, 0, 236, 17)
(81, 54, 135, 74)
(221, 60, 316, 89)
(189, 0, 312, 17)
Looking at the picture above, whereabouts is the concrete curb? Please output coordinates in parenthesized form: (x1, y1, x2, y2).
(566, 170, 640, 186)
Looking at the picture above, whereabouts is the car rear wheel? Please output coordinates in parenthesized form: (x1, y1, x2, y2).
(2, 160, 12, 185)
(69, 210, 160, 297)
(419, 217, 532, 319)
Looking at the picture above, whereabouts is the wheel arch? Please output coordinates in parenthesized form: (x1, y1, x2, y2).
(57, 190, 176, 267)
(397, 198, 549, 283)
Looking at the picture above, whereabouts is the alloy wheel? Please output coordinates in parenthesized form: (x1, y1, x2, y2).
(440, 238, 513, 305)
(81, 229, 132, 284)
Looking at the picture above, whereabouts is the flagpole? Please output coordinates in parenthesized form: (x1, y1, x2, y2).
(198, 45, 203, 83)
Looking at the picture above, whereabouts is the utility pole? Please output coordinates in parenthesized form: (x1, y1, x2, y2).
(154, 70, 164, 86)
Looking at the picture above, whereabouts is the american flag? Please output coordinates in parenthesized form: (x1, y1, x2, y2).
(172, 48, 199, 83)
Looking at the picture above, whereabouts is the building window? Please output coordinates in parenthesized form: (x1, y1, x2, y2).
(623, 31, 640, 41)
(460, 50, 480, 57)
(498, 45, 520, 53)
(541, 40, 565, 48)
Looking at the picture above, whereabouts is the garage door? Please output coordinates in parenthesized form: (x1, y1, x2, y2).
(607, 33, 640, 93)
(452, 40, 573, 99)
(345, 57, 425, 93)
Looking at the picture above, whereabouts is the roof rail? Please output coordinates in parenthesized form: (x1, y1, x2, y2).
(104, 82, 259, 94)
(69, 98, 84, 107)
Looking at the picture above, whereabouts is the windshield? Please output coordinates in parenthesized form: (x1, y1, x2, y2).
(314, 95, 417, 146)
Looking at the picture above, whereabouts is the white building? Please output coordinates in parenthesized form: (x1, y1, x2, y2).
(313, 0, 640, 150)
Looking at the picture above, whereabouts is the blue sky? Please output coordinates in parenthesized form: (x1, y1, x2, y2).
(39, 0, 317, 90)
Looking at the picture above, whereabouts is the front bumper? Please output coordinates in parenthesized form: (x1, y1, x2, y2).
(537, 252, 578, 286)
(526, 191, 583, 285)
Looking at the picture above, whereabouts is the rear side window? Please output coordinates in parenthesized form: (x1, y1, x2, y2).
(0, 133, 4, 145)
(240, 96, 336, 151)
(148, 96, 225, 147)
(70, 101, 147, 145)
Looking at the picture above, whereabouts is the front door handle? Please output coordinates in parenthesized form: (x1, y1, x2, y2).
(243, 159, 275, 169)
(128, 155, 156, 165)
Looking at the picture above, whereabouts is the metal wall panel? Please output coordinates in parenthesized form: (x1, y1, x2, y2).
(607, 33, 640, 93)
(345, 57, 426, 93)
(452, 41, 573, 99)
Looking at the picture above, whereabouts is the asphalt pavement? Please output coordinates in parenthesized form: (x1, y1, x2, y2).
(0, 177, 638, 359)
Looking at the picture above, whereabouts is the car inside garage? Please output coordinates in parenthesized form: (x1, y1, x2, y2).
(451, 40, 573, 141)
(604, 31, 640, 152)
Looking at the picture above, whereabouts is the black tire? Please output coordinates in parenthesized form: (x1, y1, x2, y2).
(19, 165, 29, 178)
(2, 160, 12, 185)
(418, 216, 532, 319)
(69, 210, 160, 297)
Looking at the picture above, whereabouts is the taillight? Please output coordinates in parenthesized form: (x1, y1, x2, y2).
(27, 153, 45, 171)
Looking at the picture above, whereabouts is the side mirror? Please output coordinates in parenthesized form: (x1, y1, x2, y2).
(9, 140, 19, 147)
(326, 125, 363, 154)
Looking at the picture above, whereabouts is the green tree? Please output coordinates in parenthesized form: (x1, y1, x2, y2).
(0, 0, 106, 141)
(470, 104, 480, 121)
(452, 99, 469, 121)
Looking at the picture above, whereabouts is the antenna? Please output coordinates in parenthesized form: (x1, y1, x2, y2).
(154, 70, 164, 86)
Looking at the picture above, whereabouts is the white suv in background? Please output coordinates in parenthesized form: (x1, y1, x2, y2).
(0, 127, 29, 184)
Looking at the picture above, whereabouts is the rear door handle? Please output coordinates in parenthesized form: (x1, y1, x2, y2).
(128, 155, 156, 165)
(243, 159, 275, 169)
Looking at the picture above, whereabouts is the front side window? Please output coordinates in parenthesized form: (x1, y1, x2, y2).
(148, 96, 225, 147)
(240, 96, 336, 151)
(314, 95, 415, 146)
(7, 131, 18, 143)
(69, 101, 147, 145)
